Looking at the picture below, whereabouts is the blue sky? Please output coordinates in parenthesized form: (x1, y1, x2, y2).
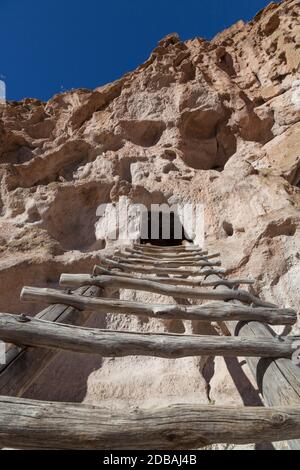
(0, 0, 278, 101)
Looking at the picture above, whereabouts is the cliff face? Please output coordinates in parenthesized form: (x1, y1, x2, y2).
(0, 0, 299, 442)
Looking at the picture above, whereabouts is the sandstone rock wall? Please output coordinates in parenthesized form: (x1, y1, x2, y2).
(0, 0, 299, 448)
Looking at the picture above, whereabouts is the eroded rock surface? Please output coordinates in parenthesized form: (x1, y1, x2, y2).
(0, 0, 300, 445)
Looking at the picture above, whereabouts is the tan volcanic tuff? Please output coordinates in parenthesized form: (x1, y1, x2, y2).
(0, 0, 299, 450)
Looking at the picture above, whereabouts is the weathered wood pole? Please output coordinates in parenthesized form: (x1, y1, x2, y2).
(1, 396, 300, 449)
(0, 312, 297, 359)
(93, 264, 226, 280)
(124, 247, 220, 260)
(98, 255, 218, 276)
(60, 273, 276, 307)
(133, 243, 203, 252)
(21, 287, 297, 325)
(112, 254, 221, 268)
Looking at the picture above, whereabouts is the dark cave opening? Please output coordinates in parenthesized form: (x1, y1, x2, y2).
(140, 210, 191, 246)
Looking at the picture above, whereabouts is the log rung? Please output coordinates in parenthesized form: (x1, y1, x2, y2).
(133, 243, 203, 252)
(123, 247, 220, 260)
(92, 265, 253, 287)
(0, 312, 298, 359)
(60, 273, 277, 308)
(1, 396, 300, 449)
(21, 287, 297, 325)
(112, 254, 222, 268)
(93, 264, 227, 281)
(99, 255, 222, 275)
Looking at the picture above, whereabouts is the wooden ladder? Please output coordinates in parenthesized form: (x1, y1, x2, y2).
(0, 243, 300, 449)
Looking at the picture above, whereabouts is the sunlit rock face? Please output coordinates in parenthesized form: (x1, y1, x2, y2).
(0, 0, 299, 449)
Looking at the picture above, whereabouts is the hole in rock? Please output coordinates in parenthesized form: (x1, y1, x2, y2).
(217, 51, 236, 76)
(222, 221, 234, 237)
(140, 209, 192, 246)
(162, 162, 178, 174)
(0, 146, 34, 164)
(264, 13, 280, 36)
(263, 220, 296, 238)
(161, 149, 177, 161)
(291, 167, 300, 188)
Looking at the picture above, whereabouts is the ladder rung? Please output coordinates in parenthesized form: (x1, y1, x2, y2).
(21, 287, 296, 325)
(60, 272, 276, 308)
(0, 312, 297, 359)
(1, 396, 300, 449)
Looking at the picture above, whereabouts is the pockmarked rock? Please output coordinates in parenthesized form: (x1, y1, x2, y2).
(0, 0, 299, 451)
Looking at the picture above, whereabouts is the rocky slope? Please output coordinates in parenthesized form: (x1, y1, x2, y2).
(0, 0, 299, 446)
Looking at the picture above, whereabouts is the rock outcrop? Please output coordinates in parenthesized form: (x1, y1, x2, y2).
(0, 0, 299, 449)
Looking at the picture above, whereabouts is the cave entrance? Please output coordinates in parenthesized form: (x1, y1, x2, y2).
(140, 210, 190, 246)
